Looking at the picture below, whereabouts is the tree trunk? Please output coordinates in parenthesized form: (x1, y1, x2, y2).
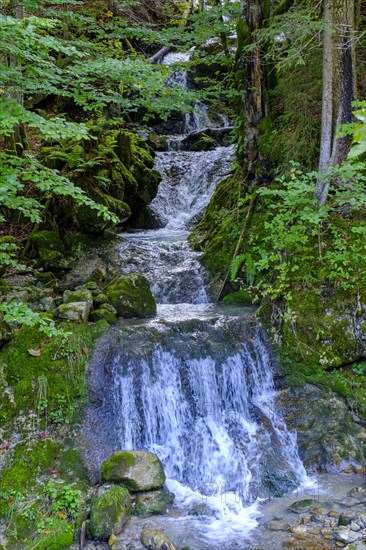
(316, 0, 356, 203)
(243, 0, 268, 179)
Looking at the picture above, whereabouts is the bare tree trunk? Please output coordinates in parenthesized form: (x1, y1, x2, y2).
(316, 0, 355, 203)
(243, 0, 268, 179)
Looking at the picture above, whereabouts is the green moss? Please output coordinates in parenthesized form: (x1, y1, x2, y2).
(0, 439, 61, 496)
(0, 320, 109, 427)
(38, 249, 67, 272)
(29, 518, 74, 550)
(101, 452, 136, 480)
(30, 231, 65, 254)
(105, 273, 156, 319)
(222, 289, 252, 304)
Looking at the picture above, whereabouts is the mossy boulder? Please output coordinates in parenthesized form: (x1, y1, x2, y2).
(30, 231, 65, 253)
(55, 301, 91, 323)
(105, 273, 156, 318)
(191, 134, 217, 152)
(140, 528, 176, 550)
(88, 485, 132, 541)
(63, 288, 93, 308)
(100, 451, 166, 492)
(38, 248, 68, 272)
(93, 293, 109, 307)
(133, 489, 175, 517)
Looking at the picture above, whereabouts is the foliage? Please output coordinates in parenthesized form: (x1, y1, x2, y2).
(254, 8, 323, 71)
(339, 101, 366, 160)
(41, 480, 81, 520)
(0, 301, 65, 337)
(0, 153, 117, 225)
(231, 162, 366, 301)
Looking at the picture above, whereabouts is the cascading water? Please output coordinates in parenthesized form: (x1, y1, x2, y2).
(84, 51, 310, 548)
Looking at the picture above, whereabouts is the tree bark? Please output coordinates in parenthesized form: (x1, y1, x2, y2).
(243, 0, 268, 178)
(316, 0, 356, 203)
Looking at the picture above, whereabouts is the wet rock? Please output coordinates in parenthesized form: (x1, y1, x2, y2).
(88, 485, 132, 541)
(55, 301, 91, 323)
(279, 384, 366, 472)
(101, 451, 166, 492)
(105, 273, 156, 318)
(288, 499, 316, 514)
(339, 512, 358, 527)
(333, 527, 363, 544)
(267, 520, 291, 531)
(290, 525, 308, 539)
(140, 529, 176, 550)
(133, 489, 175, 517)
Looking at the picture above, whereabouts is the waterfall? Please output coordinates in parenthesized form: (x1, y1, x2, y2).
(84, 48, 310, 548)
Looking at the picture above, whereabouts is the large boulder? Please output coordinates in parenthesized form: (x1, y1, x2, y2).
(88, 485, 132, 541)
(141, 529, 176, 550)
(278, 384, 366, 473)
(105, 273, 156, 319)
(101, 451, 166, 492)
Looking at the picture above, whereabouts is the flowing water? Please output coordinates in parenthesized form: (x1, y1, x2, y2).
(84, 55, 312, 548)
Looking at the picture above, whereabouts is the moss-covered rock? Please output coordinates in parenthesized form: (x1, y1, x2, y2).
(38, 248, 68, 272)
(88, 485, 131, 541)
(100, 451, 166, 492)
(105, 273, 156, 318)
(0, 314, 11, 348)
(55, 301, 91, 323)
(90, 306, 117, 324)
(30, 231, 65, 254)
(93, 293, 109, 307)
(63, 289, 93, 308)
(133, 489, 175, 517)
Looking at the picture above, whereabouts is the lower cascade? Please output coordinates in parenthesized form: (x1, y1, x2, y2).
(86, 309, 309, 546)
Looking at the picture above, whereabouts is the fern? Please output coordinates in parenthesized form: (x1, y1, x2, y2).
(230, 254, 247, 281)
(230, 253, 256, 285)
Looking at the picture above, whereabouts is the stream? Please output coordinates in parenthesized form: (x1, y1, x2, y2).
(82, 54, 365, 549)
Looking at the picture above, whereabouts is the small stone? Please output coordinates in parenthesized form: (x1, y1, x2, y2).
(288, 500, 315, 514)
(109, 534, 117, 546)
(289, 525, 307, 539)
(63, 288, 93, 308)
(140, 529, 176, 550)
(349, 521, 361, 532)
(267, 520, 291, 531)
(55, 301, 91, 323)
(329, 511, 341, 518)
(333, 527, 362, 544)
